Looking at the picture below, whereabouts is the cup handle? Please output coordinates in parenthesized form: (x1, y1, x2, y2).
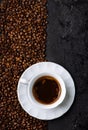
(19, 78, 28, 84)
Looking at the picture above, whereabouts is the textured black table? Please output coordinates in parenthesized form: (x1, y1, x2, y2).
(46, 0, 88, 130)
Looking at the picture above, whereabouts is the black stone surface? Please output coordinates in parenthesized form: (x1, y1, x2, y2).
(46, 0, 88, 130)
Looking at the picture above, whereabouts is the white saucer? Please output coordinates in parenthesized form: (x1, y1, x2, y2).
(17, 62, 75, 120)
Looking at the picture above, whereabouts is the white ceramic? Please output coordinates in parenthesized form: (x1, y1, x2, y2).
(24, 72, 66, 109)
(17, 62, 75, 120)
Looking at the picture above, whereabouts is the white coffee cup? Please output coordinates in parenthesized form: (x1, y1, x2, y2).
(20, 72, 66, 109)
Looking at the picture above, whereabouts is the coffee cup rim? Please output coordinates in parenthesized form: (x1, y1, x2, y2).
(27, 72, 66, 109)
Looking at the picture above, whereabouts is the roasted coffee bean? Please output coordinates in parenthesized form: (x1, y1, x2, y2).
(0, 0, 48, 129)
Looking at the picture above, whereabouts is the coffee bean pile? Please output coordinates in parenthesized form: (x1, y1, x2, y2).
(0, 0, 48, 129)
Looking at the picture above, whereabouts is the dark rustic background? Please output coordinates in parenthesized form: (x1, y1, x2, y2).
(46, 0, 88, 130)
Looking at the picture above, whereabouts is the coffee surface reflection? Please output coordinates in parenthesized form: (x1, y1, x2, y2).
(32, 76, 61, 104)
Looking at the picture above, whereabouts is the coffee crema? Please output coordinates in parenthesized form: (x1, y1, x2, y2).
(32, 76, 61, 104)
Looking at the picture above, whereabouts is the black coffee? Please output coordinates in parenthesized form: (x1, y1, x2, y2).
(32, 76, 61, 104)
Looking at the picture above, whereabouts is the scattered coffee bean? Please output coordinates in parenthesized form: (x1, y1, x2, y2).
(0, 0, 48, 129)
